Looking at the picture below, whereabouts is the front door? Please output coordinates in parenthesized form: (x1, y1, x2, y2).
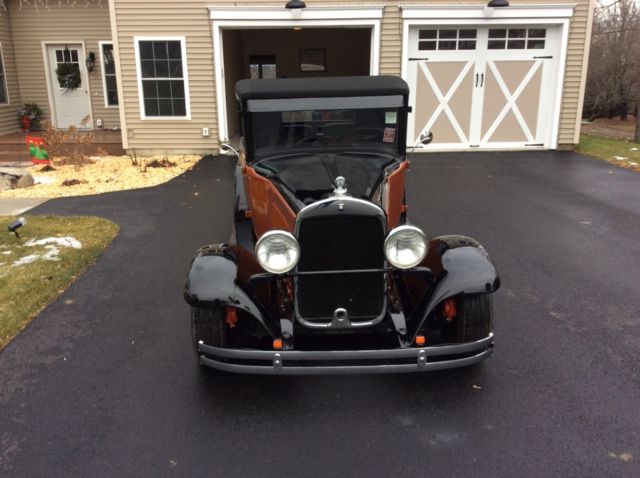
(46, 44, 92, 128)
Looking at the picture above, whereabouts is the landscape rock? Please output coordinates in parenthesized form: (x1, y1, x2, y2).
(0, 168, 35, 190)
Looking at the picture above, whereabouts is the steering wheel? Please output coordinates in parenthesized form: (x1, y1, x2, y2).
(338, 127, 385, 142)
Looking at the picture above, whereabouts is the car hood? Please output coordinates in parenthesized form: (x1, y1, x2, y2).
(255, 152, 400, 207)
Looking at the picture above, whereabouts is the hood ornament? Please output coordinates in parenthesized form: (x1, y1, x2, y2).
(333, 176, 347, 196)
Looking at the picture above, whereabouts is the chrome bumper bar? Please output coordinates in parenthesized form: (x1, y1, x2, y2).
(197, 334, 494, 375)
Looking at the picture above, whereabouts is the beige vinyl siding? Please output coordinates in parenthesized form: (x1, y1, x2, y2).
(0, 10, 21, 136)
(7, 1, 119, 129)
(112, 0, 592, 152)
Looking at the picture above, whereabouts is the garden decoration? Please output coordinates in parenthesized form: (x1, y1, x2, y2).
(25, 136, 50, 165)
(18, 103, 43, 131)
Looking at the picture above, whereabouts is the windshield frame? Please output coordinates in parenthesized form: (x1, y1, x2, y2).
(240, 95, 409, 162)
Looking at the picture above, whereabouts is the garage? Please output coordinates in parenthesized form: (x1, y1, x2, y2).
(402, 5, 574, 150)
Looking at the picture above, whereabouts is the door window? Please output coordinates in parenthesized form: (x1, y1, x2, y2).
(488, 28, 546, 50)
(249, 55, 277, 79)
(418, 29, 477, 51)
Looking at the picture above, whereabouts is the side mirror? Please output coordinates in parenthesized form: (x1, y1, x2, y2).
(220, 140, 240, 158)
(419, 131, 433, 146)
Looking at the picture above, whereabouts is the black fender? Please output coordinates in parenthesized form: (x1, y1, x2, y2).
(183, 244, 277, 336)
(413, 236, 500, 336)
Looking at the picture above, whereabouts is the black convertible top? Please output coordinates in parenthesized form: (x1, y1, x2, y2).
(235, 75, 409, 101)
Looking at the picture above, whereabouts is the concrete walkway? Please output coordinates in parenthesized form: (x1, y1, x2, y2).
(0, 197, 48, 216)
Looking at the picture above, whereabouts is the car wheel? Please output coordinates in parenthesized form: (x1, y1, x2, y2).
(454, 294, 492, 343)
(191, 306, 228, 356)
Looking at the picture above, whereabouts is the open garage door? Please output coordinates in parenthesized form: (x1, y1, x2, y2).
(407, 25, 562, 150)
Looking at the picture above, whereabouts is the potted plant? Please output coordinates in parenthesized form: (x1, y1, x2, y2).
(18, 103, 44, 131)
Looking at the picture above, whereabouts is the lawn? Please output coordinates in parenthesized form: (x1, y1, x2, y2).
(0, 215, 118, 349)
(577, 134, 640, 172)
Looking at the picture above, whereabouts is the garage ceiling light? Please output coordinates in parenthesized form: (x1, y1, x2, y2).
(285, 0, 306, 9)
(487, 0, 509, 6)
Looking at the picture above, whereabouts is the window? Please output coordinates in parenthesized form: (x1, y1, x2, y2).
(135, 37, 190, 118)
(0, 44, 7, 104)
(488, 28, 546, 50)
(100, 42, 118, 106)
(249, 55, 277, 79)
(418, 29, 477, 51)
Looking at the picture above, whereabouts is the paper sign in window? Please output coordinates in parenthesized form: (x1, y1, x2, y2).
(383, 127, 396, 143)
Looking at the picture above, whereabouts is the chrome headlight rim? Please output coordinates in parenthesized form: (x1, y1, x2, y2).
(255, 230, 300, 274)
(384, 225, 428, 269)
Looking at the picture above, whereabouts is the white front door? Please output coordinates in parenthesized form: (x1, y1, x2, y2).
(408, 25, 560, 150)
(46, 44, 92, 128)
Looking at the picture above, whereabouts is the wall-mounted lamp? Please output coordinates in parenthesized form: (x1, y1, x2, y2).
(86, 52, 96, 74)
(487, 0, 509, 6)
(285, 0, 306, 9)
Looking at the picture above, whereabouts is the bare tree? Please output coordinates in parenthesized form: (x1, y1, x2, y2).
(584, 0, 640, 140)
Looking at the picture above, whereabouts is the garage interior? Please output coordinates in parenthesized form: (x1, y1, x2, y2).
(222, 27, 372, 138)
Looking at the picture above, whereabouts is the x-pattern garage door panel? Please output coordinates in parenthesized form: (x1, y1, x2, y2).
(481, 60, 543, 144)
(407, 24, 559, 150)
(413, 61, 474, 145)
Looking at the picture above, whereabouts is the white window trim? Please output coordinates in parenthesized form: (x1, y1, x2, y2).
(99, 41, 118, 109)
(0, 42, 10, 105)
(133, 36, 192, 121)
(210, 6, 384, 147)
(400, 5, 574, 150)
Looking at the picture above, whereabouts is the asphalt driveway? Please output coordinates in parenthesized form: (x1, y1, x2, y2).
(1, 151, 639, 477)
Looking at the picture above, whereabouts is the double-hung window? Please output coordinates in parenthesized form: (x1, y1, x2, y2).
(135, 37, 190, 119)
(0, 44, 9, 105)
(100, 42, 118, 107)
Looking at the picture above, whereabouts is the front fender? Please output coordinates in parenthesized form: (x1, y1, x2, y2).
(413, 236, 500, 334)
(183, 244, 277, 336)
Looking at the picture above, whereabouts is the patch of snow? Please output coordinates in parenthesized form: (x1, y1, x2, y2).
(1, 251, 12, 255)
(630, 161, 638, 166)
(12, 254, 41, 266)
(33, 176, 57, 185)
(630, 147, 639, 152)
(24, 236, 82, 249)
(612, 156, 628, 161)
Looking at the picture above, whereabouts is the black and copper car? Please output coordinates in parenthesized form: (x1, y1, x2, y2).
(184, 76, 500, 374)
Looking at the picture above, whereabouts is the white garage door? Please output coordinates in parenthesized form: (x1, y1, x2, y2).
(407, 25, 561, 150)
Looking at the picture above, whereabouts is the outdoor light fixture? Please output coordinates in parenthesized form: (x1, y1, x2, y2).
(285, 0, 306, 9)
(487, 0, 509, 6)
(85, 52, 96, 74)
(8, 217, 27, 238)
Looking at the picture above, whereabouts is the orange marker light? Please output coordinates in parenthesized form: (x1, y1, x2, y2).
(273, 339, 283, 350)
(415, 335, 426, 346)
(225, 307, 238, 328)
(443, 298, 457, 320)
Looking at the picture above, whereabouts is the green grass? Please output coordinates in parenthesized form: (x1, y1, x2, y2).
(0, 215, 118, 349)
(577, 134, 640, 171)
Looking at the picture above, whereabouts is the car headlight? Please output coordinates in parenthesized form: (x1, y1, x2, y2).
(255, 230, 300, 274)
(384, 225, 427, 269)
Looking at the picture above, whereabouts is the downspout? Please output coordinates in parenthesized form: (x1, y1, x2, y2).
(573, 0, 596, 145)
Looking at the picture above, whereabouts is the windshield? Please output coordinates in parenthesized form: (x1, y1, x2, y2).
(247, 96, 403, 157)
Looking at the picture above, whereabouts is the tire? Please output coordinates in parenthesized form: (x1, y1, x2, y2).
(454, 294, 493, 343)
(191, 306, 228, 356)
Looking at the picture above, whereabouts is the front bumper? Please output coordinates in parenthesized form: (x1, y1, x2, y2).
(197, 334, 494, 375)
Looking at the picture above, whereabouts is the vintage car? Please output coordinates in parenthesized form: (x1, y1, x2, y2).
(184, 75, 500, 374)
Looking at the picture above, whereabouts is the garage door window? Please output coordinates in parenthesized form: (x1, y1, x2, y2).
(419, 29, 477, 51)
(488, 28, 546, 50)
(135, 37, 190, 118)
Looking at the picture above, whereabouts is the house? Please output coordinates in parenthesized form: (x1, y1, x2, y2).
(0, 0, 595, 154)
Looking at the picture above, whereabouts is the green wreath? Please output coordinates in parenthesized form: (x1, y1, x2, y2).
(56, 63, 81, 89)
